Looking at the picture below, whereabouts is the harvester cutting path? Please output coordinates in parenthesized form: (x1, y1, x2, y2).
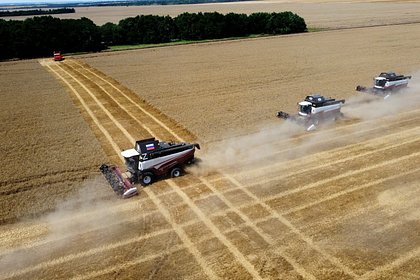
(277, 94, 345, 131)
(356, 72, 411, 98)
(100, 138, 200, 198)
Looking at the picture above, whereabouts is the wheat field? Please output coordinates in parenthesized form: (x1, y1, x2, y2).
(0, 1, 419, 279)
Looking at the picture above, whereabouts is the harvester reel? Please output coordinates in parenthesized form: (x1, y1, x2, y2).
(99, 164, 138, 197)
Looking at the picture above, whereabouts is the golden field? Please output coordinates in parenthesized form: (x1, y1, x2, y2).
(0, 1, 419, 279)
(3, 0, 420, 28)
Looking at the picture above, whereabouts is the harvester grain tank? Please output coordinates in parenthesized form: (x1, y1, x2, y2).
(356, 72, 411, 97)
(277, 94, 345, 131)
(100, 138, 200, 198)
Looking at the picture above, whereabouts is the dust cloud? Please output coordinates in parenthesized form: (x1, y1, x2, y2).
(192, 72, 420, 176)
(343, 72, 420, 121)
(0, 176, 125, 277)
(188, 121, 303, 175)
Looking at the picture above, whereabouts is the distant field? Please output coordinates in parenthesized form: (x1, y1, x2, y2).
(2, 0, 420, 29)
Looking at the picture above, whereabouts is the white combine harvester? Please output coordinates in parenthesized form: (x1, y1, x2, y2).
(356, 72, 412, 98)
(100, 138, 200, 198)
(277, 94, 345, 131)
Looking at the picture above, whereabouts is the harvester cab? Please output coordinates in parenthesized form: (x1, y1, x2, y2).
(277, 94, 345, 131)
(100, 138, 200, 198)
(298, 101, 312, 116)
(374, 76, 387, 88)
(356, 72, 411, 97)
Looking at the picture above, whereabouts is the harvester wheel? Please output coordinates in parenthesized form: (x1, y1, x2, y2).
(170, 167, 182, 178)
(141, 173, 153, 186)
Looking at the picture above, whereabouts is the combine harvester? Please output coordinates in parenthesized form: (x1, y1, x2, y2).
(277, 94, 345, 131)
(100, 138, 200, 198)
(356, 72, 411, 98)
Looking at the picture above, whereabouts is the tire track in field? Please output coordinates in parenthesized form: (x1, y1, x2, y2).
(59, 63, 156, 140)
(281, 165, 420, 217)
(209, 127, 420, 278)
(219, 165, 416, 242)
(66, 59, 317, 279)
(257, 142, 420, 204)
(294, 165, 418, 238)
(69, 244, 185, 280)
(223, 172, 359, 278)
(34, 62, 197, 277)
(0, 208, 168, 259)
(196, 176, 316, 280)
(358, 247, 420, 280)
(180, 140, 420, 223)
(211, 114, 420, 277)
(68, 59, 355, 278)
(48, 58, 416, 278)
(66, 59, 184, 142)
(45, 61, 220, 280)
(61, 61, 267, 280)
(47, 61, 264, 279)
(227, 163, 420, 233)
(2, 228, 174, 279)
(285, 169, 420, 240)
(234, 127, 420, 201)
(232, 115, 420, 182)
(69, 59, 351, 278)
(42, 61, 123, 161)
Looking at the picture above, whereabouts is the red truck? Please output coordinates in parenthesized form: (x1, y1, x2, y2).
(53, 51, 64, 61)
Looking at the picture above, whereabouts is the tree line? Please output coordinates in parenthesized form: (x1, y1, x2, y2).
(0, 11, 306, 60)
(0, 8, 75, 17)
(102, 12, 307, 44)
(0, 17, 102, 60)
